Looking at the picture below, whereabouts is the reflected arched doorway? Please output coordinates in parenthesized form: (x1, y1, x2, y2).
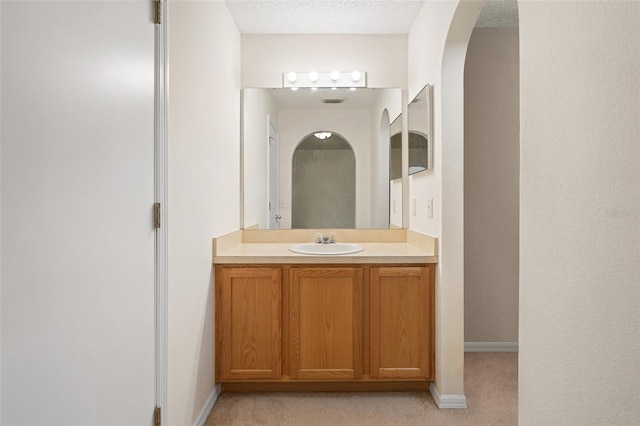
(291, 132, 355, 228)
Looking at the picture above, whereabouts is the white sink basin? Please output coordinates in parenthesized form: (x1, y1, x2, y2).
(289, 243, 364, 255)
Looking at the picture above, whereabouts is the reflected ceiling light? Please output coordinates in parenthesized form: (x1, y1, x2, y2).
(330, 70, 340, 81)
(309, 71, 319, 82)
(314, 132, 332, 140)
(311, 87, 318, 91)
(291, 87, 298, 91)
(350, 70, 361, 82)
(287, 72, 298, 83)
(350, 87, 357, 91)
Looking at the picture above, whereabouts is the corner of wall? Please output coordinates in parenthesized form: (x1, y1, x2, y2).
(193, 384, 222, 426)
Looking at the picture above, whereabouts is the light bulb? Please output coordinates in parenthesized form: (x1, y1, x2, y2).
(311, 87, 318, 91)
(314, 132, 332, 140)
(330, 70, 340, 81)
(309, 71, 319, 82)
(291, 87, 298, 91)
(350, 70, 361, 82)
(287, 72, 297, 83)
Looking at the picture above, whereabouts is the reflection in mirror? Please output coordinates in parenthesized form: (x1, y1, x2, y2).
(389, 115, 403, 228)
(407, 84, 432, 174)
(242, 87, 402, 229)
(292, 133, 355, 228)
(389, 115, 402, 180)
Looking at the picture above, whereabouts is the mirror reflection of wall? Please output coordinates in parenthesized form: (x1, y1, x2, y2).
(242, 87, 401, 229)
(389, 114, 403, 228)
(389, 115, 402, 180)
(407, 84, 432, 174)
(408, 132, 428, 174)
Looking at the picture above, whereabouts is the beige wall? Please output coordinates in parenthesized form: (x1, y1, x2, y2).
(464, 28, 519, 343)
(241, 34, 407, 89)
(519, 2, 640, 424)
(168, 2, 240, 424)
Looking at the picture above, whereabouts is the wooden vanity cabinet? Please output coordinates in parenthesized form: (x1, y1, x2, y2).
(369, 266, 434, 380)
(216, 263, 434, 387)
(289, 267, 363, 380)
(216, 267, 282, 381)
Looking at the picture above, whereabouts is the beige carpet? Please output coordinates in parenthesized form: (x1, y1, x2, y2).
(205, 353, 517, 425)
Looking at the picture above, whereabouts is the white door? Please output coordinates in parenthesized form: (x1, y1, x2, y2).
(268, 119, 280, 229)
(1, 2, 157, 425)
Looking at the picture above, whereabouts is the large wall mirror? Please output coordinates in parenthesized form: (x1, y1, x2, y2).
(407, 84, 433, 174)
(242, 87, 402, 229)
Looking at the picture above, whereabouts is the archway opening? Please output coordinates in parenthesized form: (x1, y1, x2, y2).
(291, 132, 355, 228)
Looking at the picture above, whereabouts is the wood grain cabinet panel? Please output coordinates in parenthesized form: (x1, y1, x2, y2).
(217, 267, 282, 381)
(289, 267, 363, 380)
(370, 266, 434, 380)
(216, 263, 435, 389)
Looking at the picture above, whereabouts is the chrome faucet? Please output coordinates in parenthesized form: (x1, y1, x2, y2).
(315, 232, 337, 244)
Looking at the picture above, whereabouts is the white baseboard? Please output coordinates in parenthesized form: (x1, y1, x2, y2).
(194, 384, 222, 426)
(464, 341, 518, 352)
(429, 382, 468, 409)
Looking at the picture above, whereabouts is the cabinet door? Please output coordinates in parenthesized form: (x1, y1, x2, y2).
(370, 266, 433, 379)
(218, 267, 282, 381)
(290, 267, 362, 380)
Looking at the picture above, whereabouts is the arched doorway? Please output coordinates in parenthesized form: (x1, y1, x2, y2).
(291, 132, 355, 228)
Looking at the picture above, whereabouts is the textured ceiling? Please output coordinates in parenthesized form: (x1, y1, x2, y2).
(476, 0, 519, 28)
(225, 0, 518, 34)
(225, 0, 426, 34)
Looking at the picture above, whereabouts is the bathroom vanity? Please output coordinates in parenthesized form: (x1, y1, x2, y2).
(213, 229, 437, 391)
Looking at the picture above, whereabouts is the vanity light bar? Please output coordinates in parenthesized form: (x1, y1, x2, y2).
(283, 71, 367, 89)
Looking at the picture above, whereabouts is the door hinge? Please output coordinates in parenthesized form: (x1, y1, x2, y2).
(154, 203, 161, 229)
(155, 406, 161, 426)
(154, 0, 162, 25)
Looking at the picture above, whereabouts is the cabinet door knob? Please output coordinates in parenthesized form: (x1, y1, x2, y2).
(275, 214, 282, 220)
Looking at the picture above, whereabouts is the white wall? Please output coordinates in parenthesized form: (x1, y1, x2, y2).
(408, 1, 456, 236)
(278, 109, 371, 228)
(464, 28, 519, 343)
(242, 89, 279, 229)
(408, 0, 482, 399)
(168, 2, 240, 425)
(519, 2, 640, 424)
(242, 34, 407, 89)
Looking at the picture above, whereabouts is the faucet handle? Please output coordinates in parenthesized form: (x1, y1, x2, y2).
(329, 232, 337, 243)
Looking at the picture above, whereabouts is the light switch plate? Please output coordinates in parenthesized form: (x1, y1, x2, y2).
(427, 198, 433, 218)
(411, 198, 417, 216)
